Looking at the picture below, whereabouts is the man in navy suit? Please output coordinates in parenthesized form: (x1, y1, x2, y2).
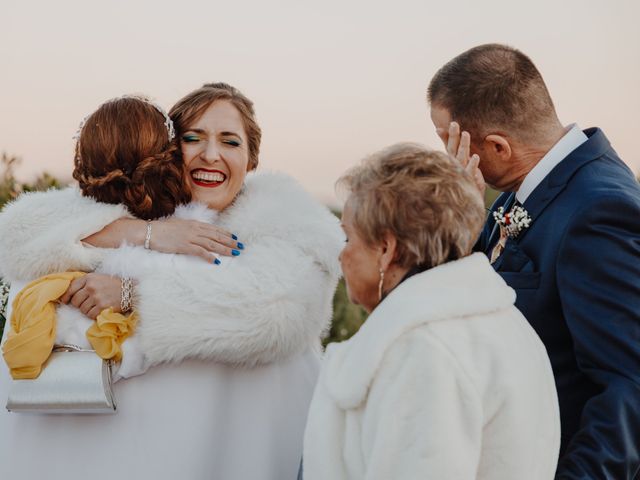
(428, 44, 640, 478)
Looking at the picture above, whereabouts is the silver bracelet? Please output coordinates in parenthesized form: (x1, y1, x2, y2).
(144, 221, 152, 250)
(121, 277, 133, 313)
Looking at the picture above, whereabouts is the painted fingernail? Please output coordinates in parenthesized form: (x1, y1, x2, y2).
(232, 234, 238, 240)
(214, 258, 222, 265)
(237, 242, 245, 250)
(232, 249, 241, 256)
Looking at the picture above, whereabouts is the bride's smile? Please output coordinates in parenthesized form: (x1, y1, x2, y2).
(190, 168, 227, 187)
(181, 99, 251, 211)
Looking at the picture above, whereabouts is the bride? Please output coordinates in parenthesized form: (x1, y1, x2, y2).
(0, 84, 342, 480)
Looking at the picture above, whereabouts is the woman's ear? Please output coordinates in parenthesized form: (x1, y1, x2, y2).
(378, 231, 398, 272)
(483, 134, 512, 160)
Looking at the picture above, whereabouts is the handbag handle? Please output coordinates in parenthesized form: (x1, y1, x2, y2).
(53, 344, 96, 353)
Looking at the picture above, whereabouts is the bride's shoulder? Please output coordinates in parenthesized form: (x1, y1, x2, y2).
(1, 186, 79, 211)
(1, 186, 125, 219)
(243, 170, 308, 198)
(228, 170, 344, 275)
(0, 187, 130, 242)
(238, 170, 332, 220)
(0, 187, 80, 224)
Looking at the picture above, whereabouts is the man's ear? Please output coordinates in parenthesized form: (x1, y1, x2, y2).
(483, 134, 512, 160)
(378, 231, 398, 272)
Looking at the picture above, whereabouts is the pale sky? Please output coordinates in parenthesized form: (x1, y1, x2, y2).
(2, 0, 639, 205)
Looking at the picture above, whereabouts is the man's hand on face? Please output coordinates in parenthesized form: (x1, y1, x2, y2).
(440, 121, 486, 199)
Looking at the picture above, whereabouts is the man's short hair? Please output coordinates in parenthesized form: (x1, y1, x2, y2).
(428, 44, 557, 143)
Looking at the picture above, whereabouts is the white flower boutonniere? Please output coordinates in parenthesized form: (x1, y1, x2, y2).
(493, 205, 532, 238)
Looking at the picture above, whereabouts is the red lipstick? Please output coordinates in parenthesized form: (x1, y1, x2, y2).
(190, 168, 227, 188)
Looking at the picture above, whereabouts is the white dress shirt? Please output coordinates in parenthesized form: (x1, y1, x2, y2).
(516, 124, 588, 204)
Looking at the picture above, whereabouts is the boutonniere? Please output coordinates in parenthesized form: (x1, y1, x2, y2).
(493, 205, 532, 238)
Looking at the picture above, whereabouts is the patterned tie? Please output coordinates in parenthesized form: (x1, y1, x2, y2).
(490, 228, 508, 264)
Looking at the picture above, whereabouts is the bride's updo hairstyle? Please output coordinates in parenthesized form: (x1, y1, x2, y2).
(169, 82, 262, 171)
(73, 96, 191, 220)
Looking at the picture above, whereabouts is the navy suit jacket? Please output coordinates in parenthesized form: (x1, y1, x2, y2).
(477, 128, 640, 479)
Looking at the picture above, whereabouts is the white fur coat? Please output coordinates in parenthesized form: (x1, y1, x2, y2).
(0, 172, 343, 371)
(303, 253, 560, 480)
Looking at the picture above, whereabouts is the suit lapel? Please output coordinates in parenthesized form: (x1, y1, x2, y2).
(516, 128, 611, 243)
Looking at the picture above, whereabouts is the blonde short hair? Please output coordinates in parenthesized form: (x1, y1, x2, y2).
(337, 143, 485, 269)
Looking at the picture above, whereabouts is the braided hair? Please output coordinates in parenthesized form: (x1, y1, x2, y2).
(73, 97, 191, 219)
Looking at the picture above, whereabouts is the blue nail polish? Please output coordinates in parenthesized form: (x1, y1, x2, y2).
(237, 242, 245, 250)
(232, 234, 238, 240)
(214, 258, 221, 265)
(232, 249, 241, 256)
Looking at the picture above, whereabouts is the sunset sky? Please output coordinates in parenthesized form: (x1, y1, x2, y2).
(2, 0, 638, 205)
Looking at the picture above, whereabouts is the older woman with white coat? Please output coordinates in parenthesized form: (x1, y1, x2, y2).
(302, 143, 561, 479)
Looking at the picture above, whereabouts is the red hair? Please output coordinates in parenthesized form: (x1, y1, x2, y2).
(73, 97, 191, 219)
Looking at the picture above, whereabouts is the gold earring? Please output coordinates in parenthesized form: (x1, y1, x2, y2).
(378, 268, 385, 302)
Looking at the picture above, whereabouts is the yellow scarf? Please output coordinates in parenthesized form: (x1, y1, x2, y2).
(2, 272, 137, 380)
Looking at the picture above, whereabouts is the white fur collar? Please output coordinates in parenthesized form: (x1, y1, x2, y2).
(180, 170, 344, 278)
(323, 253, 516, 409)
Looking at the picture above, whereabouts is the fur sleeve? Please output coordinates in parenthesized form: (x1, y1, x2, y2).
(0, 187, 131, 281)
(129, 172, 344, 367)
(221, 172, 344, 279)
(133, 236, 339, 367)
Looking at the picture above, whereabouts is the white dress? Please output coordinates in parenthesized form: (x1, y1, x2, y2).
(0, 171, 343, 480)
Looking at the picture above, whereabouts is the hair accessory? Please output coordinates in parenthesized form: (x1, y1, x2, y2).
(120, 277, 133, 314)
(144, 221, 153, 250)
(377, 268, 385, 302)
(72, 95, 175, 142)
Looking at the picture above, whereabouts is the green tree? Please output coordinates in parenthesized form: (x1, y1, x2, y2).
(484, 187, 500, 208)
(0, 152, 21, 206)
(324, 279, 368, 345)
(0, 152, 63, 208)
(22, 172, 63, 194)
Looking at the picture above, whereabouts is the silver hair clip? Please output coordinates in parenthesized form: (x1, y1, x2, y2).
(72, 116, 89, 141)
(72, 95, 175, 142)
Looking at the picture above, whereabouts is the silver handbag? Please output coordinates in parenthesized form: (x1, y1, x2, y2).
(6, 344, 117, 414)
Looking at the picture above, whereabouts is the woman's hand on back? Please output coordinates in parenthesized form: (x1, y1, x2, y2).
(83, 217, 243, 264)
(149, 218, 243, 263)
